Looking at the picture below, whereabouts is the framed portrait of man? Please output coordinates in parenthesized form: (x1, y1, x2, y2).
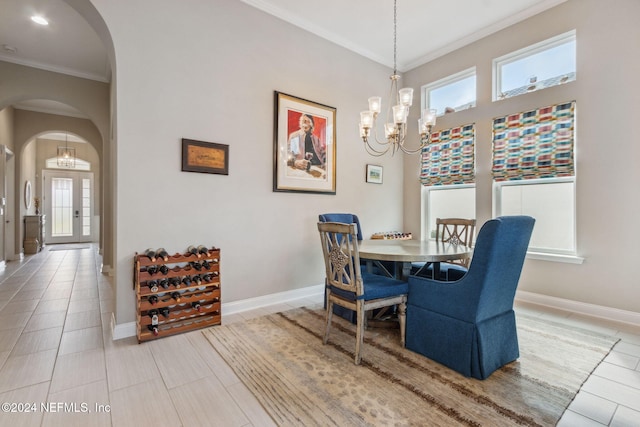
(273, 91, 336, 194)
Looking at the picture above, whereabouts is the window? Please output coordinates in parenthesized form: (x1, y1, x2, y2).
(492, 102, 576, 256)
(494, 30, 576, 101)
(421, 124, 475, 239)
(497, 179, 575, 253)
(422, 68, 476, 117)
(423, 186, 476, 239)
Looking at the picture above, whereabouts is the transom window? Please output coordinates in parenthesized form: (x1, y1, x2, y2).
(422, 68, 476, 117)
(494, 30, 576, 101)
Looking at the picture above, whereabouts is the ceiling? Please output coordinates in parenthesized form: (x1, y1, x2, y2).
(1, 0, 565, 115)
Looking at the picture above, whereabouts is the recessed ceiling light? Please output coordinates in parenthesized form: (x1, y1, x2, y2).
(31, 15, 49, 26)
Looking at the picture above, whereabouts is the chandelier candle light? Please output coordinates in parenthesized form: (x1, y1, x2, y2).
(359, 0, 436, 156)
(57, 133, 76, 168)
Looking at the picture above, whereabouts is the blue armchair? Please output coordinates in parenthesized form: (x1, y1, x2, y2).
(406, 216, 535, 379)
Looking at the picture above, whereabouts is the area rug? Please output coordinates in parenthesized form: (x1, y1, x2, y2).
(202, 307, 619, 426)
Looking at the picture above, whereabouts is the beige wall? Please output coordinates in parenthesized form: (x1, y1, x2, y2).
(0, 107, 14, 151)
(92, 0, 406, 325)
(403, 0, 640, 313)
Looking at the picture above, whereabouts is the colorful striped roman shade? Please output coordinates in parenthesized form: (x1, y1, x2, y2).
(492, 101, 575, 181)
(420, 124, 475, 186)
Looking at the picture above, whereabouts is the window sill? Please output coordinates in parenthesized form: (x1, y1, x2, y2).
(526, 251, 584, 264)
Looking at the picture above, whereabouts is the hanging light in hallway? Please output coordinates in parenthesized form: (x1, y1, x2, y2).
(57, 133, 76, 168)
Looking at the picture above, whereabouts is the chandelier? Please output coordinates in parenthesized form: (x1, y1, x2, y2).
(359, 0, 436, 156)
(57, 133, 76, 168)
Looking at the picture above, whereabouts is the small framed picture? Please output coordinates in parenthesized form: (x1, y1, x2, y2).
(366, 164, 383, 184)
(182, 139, 229, 175)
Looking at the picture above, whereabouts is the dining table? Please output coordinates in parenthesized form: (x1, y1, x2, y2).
(358, 238, 473, 281)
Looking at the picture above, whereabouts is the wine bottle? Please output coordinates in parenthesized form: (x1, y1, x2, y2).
(145, 265, 158, 275)
(202, 273, 213, 283)
(144, 248, 157, 262)
(148, 295, 158, 305)
(181, 276, 192, 287)
(148, 309, 159, 325)
(169, 277, 181, 288)
(159, 264, 169, 275)
(201, 260, 211, 270)
(171, 291, 181, 302)
(192, 274, 202, 285)
(147, 280, 158, 293)
(190, 261, 202, 271)
(147, 324, 159, 336)
(191, 301, 202, 312)
(156, 247, 169, 262)
(159, 307, 170, 318)
(158, 278, 170, 289)
(197, 245, 209, 256)
(186, 245, 199, 258)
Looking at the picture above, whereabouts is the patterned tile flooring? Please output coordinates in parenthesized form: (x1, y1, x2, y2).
(0, 245, 638, 426)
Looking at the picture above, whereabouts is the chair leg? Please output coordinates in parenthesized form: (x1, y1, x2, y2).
(355, 301, 365, 364)
(324, 300, 333, 345)
(398, 299, 407, 348)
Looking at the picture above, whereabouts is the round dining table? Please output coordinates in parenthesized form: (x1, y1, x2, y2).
(358, 238, 473, 280)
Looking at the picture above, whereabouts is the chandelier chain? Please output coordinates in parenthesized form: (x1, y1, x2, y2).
(358, 0, 436, 156)
(393, 0, 397, 75)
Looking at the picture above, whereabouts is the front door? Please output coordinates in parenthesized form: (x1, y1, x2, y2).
(43, 170, 94, 244)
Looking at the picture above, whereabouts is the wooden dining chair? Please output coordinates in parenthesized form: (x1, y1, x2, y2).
(317, 222, 408, 364)
(413, 218, 476, 280)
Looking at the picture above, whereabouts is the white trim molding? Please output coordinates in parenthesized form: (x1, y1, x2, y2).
(110, 284, 325, 340)
(516, 290, 640, 327)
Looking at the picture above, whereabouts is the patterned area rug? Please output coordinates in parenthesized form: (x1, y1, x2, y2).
(202, 307, 619, 426)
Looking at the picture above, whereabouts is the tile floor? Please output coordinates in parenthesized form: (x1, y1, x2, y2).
(0, 245, 638, 426)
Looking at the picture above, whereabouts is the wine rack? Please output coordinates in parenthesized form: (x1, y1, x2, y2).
(133, 247, 222, 342)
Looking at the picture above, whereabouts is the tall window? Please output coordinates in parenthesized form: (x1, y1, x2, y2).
(492, 101, 576, 255)
(421, 124, 476, 239)
(422, 68, 476, 116)
(494, 30, 576, 101)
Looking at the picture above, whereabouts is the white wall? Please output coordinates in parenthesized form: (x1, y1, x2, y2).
(92, 0, 406, 324)
(403, 0, 640, 314)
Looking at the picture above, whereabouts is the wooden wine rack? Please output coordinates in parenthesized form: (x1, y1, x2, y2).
(133, 247, 222, 342)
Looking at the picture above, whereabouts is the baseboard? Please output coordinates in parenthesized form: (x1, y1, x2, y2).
(101, 264, 114, 276)
(110, 284, 325, 340)
(111, 313, 137, 340)
(516, 290, 640, 327)
(222, 284, 324, 315)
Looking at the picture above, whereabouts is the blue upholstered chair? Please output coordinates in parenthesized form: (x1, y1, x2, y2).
(318, 222, 408, 364)
(406, 216, 535, 379)
(318, 213, 364, 323)
(318, 213, 363, 240)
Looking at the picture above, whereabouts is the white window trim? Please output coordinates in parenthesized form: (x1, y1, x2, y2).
(492, 29, 576, 102)
(493, 176, 583, 263)
(421, 67, 476, 116)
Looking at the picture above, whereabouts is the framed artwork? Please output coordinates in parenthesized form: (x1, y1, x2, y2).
(182, 139, 229, 175)
(273, 91, 336, 194)
(366, 164, 383, 184)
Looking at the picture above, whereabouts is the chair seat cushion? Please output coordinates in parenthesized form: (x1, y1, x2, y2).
(329, 273, 407, 301)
